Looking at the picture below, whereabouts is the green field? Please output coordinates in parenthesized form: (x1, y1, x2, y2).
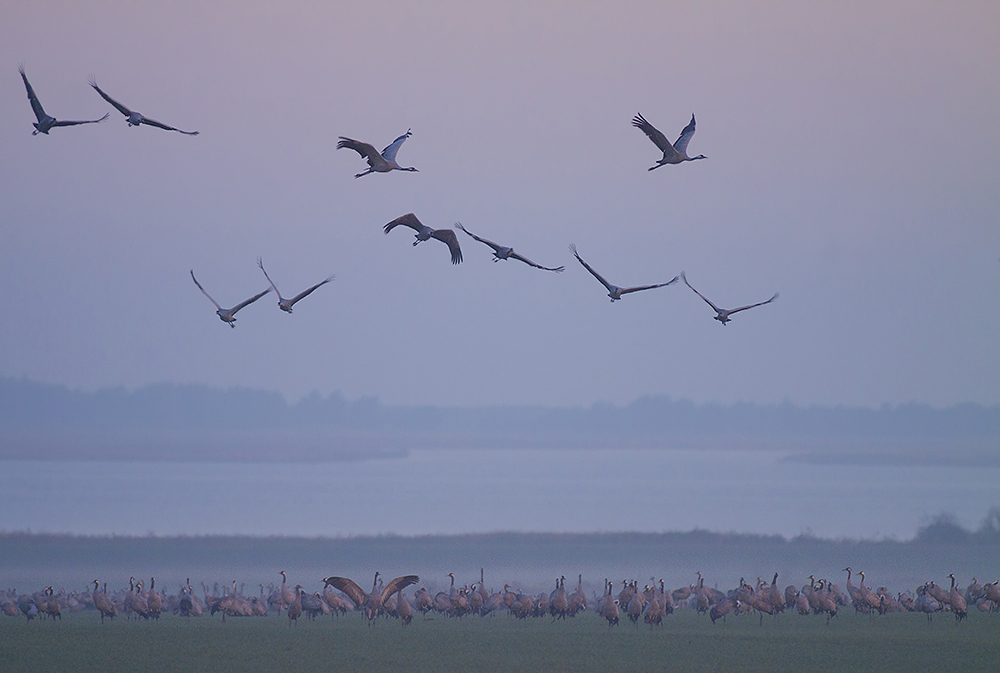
(3, 533, 998, 672)
(2, 608, 997, 673)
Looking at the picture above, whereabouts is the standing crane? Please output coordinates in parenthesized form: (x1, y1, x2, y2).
(92, 580, 116, 623)
(128, 577, 151, 620)
(146, 577, 162, 619)
(948, 574, 968, 621)
(396, 588, 414, 625)
(278, 571, 295, 611)
(322, 572, 419, 623)
(286, 585, 303, 625)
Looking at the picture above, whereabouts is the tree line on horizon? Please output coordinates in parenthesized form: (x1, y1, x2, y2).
(1, 377, 997, 441)
(3, 509, 999, 545)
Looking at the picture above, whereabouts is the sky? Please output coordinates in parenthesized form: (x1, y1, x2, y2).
(2, 0, 998, 411)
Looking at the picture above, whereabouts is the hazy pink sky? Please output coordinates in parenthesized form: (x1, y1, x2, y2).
(2, 0, 998, 409)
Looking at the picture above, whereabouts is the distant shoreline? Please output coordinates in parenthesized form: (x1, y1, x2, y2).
(1, 439, 998, 467)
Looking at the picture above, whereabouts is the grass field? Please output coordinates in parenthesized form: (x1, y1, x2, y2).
(1, 608, 997, 673)
(2, 533, 998, 672)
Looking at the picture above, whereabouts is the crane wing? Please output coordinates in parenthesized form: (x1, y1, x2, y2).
(378, 575, 420, 604)
(725, 292, 779, 316)
(337, 137, 381, 165)
(190, 270, 222, 311)
(633, 113, 678, 159)
(673, 114, 697, 155)
(681, 272, 724, 314)
(323, 576, 367, 608)
(88, 78, 134, 117)
(431, 229, 463, 264)
(140, 116, 199, 135)
(455, 222, 502, 253)
(18, 65, 47, 122)
(256, 258, 284, 301)
(511, 251, 564, 272)
(380, 129, 412, 162)
(619, 275, 679, 295)
(50, 114, 109, 128)
(570, 244, 616, 294)
(384, 212, 425, 234)
(230, 288, 271, 314)
(287, 275, 335, 306)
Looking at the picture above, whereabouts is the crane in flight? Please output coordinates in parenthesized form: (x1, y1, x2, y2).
(256, 258, 334, 313)
(89, 77, 199, 135)
(681, 272, 778, 325)
(455, 223, 563, 272)
(190, 270, 270, 327)
(19, 65, 108, 135)
(384, 213, 463, 265)
(632, 113, 705, 170)
(570, 244, 678, 301)
(337, 129, 417, 178)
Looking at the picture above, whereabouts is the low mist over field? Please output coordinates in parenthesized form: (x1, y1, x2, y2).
(3, 517, 999, 596)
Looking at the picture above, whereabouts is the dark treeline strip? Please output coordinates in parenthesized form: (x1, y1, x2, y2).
(3, 528, 999, 601)
(3, 513, 999, 567)
(2, 378, 997, 449)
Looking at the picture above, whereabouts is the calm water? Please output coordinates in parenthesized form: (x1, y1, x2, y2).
(1, 449, 995, 539)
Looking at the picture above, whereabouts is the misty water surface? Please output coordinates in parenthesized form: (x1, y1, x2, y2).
(2, 449, 995, 539)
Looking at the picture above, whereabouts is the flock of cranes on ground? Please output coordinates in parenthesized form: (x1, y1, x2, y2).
(5, 568, 997, 626)
(18, 65, 778, 328)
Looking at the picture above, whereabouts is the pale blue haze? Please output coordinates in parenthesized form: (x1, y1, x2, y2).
(2, 451, 995, 539)
(1, 1, 997, 410)
(1, 1, 998, 541)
